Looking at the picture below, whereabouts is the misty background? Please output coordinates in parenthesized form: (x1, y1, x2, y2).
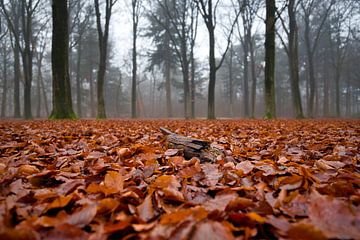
(0, 0, 359, 119)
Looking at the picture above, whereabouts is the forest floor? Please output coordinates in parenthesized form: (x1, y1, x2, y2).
(0, 119, 359, 239)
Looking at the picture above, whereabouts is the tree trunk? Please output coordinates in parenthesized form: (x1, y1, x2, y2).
(76, 39, 82, 118)
(1, 49, 8, 118)
(89, 69, 95, 117)
(180, 35, 190, 119)
(164, 16, 172, 118)
(94, 0, 113, 119)
(249, 37, 257, 118)
(229, 44, 234, 117)
(304, 13, 316, 118)
(22, 51, 32, 119)
(12, 18, 21, 118)
(96, 50, 107, 119)
(264, 0, 276, 119)
(50, 0, 76, 119)
(190, 43, 195, 118)
(288, 0, 303, 119)
(36, 58, 42, 118)
(208, 25, 216, 120)
(243, 31, 250, 118)
(131, 11, 137, 119)
(40, 75, 49, 116)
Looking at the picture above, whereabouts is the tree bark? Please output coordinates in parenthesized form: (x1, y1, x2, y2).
(242, 27, 250, 118)
(264, 0, 276, 119)
(208, 24, 216, 119)
(288, 0, 303, 119)
(94, 0, 115, 119)
(49, 0, 76, 119)
(131, 0, 138, 119)
(249, 37, 257, 118)
(1, 46, 8, 118)
(164, 14, 172, 118)
(76, 37, 82, 118)
(228, 44, 234, 117)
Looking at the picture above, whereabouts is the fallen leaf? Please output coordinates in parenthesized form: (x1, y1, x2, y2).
(137, 194, 156, 222)
(64, 204, 97, 228)
(191, 221, 234, 240)
(308, 191, 360, 239)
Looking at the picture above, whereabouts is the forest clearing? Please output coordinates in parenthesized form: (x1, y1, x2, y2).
(0, 119, 359, 239)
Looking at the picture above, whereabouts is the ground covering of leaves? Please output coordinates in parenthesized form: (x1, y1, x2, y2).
(0, 119, 359, 240)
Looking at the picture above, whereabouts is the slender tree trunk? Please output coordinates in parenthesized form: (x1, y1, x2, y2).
(304, 17, 315, 118)
(89, 69, 95, 117)
(334, 65, 341, 117)
(40, 76, 49, 116)
(164, 15, 172, 118)
(22, 50, 32, 119)
(50, 0, 76, 119)
(1, 50, 8, 118)
(13, 42, 21, 118)
(249, 37, 257, 118)
(180, 35, 190, 119)
(94, 0, 114, 119)
(131, 11, 137, 119)
(288, 0, 303, 119)
(11, 19, 21, 118)
(323, 60, 329, 117)
(36, 58, 42, 118)
(190, 44, 195, 118)
(243, 32, 250, 118)
(76, 39, 82, 118)
(208, 26, 216, 119)
(229, 44, 234, 117)
(345, 71, 351, 117)
(264, 0, 276, 119)
(96, 49, 107, 118)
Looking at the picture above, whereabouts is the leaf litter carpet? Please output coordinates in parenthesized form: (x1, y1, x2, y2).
(0, 119, 359, 239)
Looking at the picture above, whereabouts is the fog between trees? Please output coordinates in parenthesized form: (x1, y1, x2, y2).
(0, 0, 359, 119)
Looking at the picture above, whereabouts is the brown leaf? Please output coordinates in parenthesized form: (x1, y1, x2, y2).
(97, 198, 120, 214)
(0, 227, 39, 240)
(191, 221, 234, 240)
(150, 175, 184, 201)
(235, 160, 254, 175)
(102, 171, 124, 195)
(160, 206, 208, 224)
(287, 221, 327, 240)
(200, 163, 222, 186)
(137, 194, 156, 222)
(17, 164, 40, 176)
(41, 223, 90, 240)
(308, 191, 360, 239)
(203, 191, 238, 212)
(64, 204, 97, 228)
(45, 195, 73, 211)
(57, 179, 85, 196)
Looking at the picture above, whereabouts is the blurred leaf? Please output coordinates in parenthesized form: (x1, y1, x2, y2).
(308, 191, 360, 239)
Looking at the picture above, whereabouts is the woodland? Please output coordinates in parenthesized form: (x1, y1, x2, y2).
(0, 0, 358, 119)
(0, 0, 359, 239)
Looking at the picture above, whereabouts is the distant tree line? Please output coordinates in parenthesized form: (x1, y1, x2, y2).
(0, 0, 359, 119)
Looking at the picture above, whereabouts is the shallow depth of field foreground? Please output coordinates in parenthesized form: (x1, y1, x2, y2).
(0, 119, 359, 239)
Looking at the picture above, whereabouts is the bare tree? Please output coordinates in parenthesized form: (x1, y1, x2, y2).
(151, 0, 197, 118)
(94, 0, 118, 119)
(131, 0, 142, 118)
(0, 25, 10, 117)
(277, 0, 304, 118)
(194, 0, 241, 119)
(1, 0, 42, 119)
(301, 0, 334, 118)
